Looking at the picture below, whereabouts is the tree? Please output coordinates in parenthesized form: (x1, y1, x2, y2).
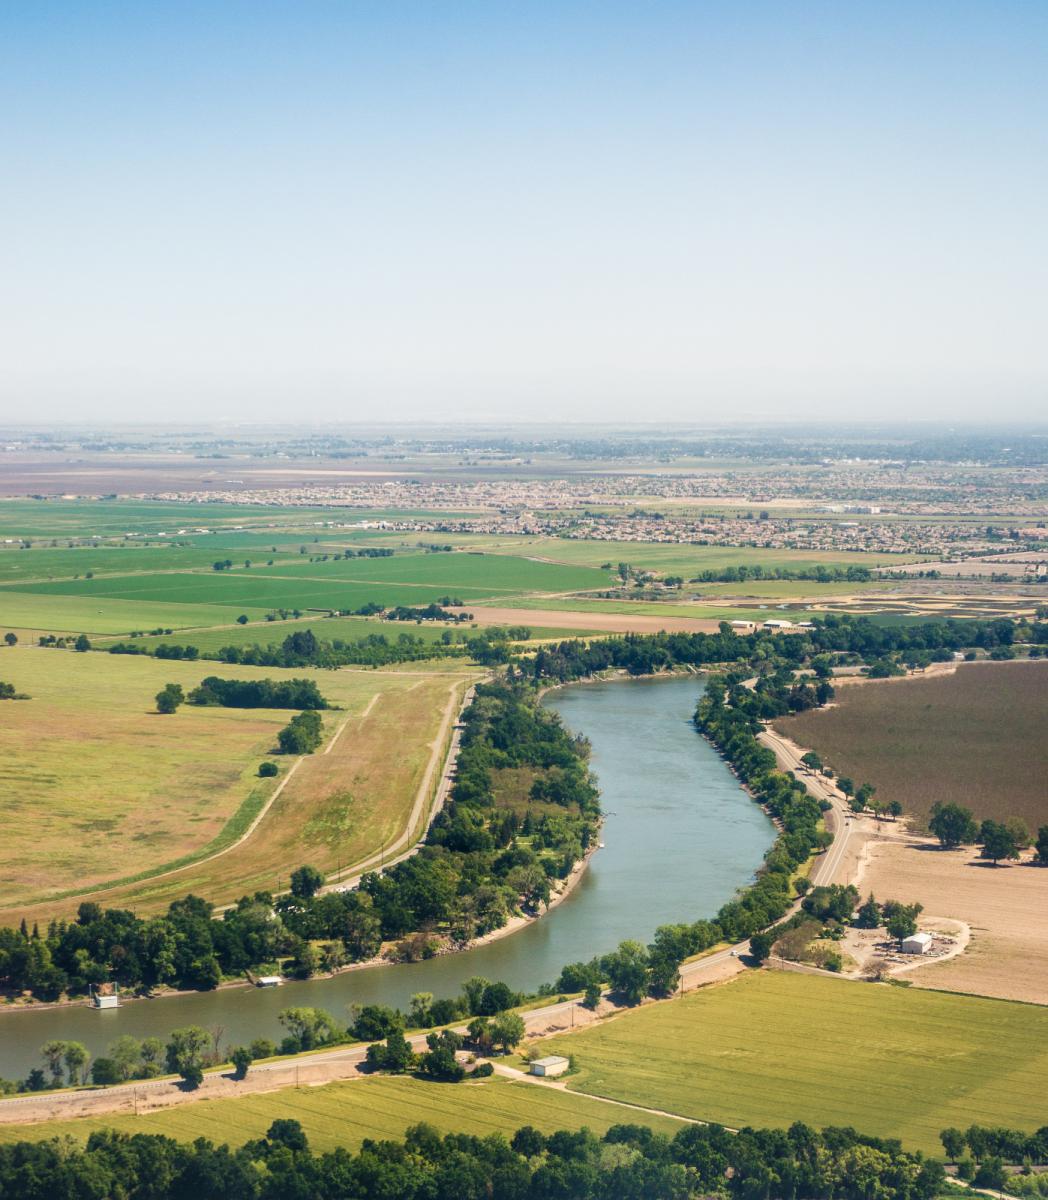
(236, 614, 249, 625)
(854, 783, 876, 813)
(74, 634, 91, 652)
(887, 800, 903, 820)
(980, 820, 1020, 865)
(290, 864, 325, 898)
(63, 1042, 90, 1086)
(800, 751, 822, 773)
(91, 1057, 122, 1085)
(1005, 817, 1031, 850)
(583, 982, 602, 1009)
(258, 761, 278, 777)
(854, 894, 881, 929)
(929, 802, 978, 848)
(409, 992, 433, 1027)
(603, 940, 650, 1005)
(749, 931, 773, 964)
(886, 909, 918, 944)
(1037, 825, 1048, 865)
(366, 1029, 417, 1074)
(165, 1026, 210, 1086)
(4, 632, 17, 646)
(40, 1040, 67, 1086)
(155, 683, 184, 714)
(229, 1046, 252, 1079)
(490, 1011, 526, 1053)
(940, 1128, 966, 1162)
(837, 777, 854, 800)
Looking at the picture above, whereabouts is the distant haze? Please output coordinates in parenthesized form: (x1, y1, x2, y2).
(1, 2, 1045, 423)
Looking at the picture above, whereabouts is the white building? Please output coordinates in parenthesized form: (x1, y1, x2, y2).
(530, 1055, 570, 1078)
(901, 932, 933, 955)
(762, 619, 794, 631)
(730, 620, 756, 633)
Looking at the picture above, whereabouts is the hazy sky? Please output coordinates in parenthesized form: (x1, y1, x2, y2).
(2, 2, 1046, 424)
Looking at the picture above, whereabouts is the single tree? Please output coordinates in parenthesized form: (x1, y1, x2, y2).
(929, 802, 978, 848)
(1036, 825, 1048, 865)
(155, 683, 184, 714)
(229, 1046, 252, 1080)
(165, 1026, 211, 1087)
(800, 751, 822, 773)
(886, 909, 918, 943)
(980, 820, 1020, 865)
(941, 1128, 966, 1162)
(4, 632, 16, 646)
(289, 864, 325, 898)
(236, 614, 249, 625)
(258, 761, 278, 777)
(63, 1042, 90, 1086)
(854, 894, 882, 929)
(583, 982, 602, 1010)
(490, 1011, 526, 1054)
(749, 931, 773, 964)
(74, 634, 91, 652)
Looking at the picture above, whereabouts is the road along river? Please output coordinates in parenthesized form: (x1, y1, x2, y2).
(0, 675, 775, 1079)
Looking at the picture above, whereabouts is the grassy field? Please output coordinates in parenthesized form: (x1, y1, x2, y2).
(774, 662, 1048, 830)
(0, 1074, 684, 1151)
(541, 971, 1048, 1155)
(0, 647, 472, 919)
(481, 596, 784, 622)
(113, 615, 596, 655)
(0, 591, 274, 635)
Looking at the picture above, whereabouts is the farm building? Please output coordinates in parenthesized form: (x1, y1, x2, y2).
(730, 620, 757, 633)
(762, 619, 794, 631)
(530, 1055, 570, 1078)
(901, 932, 933, 955)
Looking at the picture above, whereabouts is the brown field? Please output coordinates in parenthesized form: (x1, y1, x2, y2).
(857, 839, 1048, 1005)
(774, 662, 1048, 831)
(448, 604, 723, 634)
(0, 650, 473, 923)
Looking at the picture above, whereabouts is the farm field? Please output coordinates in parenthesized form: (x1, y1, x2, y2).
(859, 840, 1048, 1005)
(117, 615, 595, 655)
(0, 591, 273, 635)
(773, 661, 1048, 830)
(0, 647, 471, 921)
(480, 596, 782, 622)
(0, 1073, 683, 1151)
(542, 970, 1048, 1154)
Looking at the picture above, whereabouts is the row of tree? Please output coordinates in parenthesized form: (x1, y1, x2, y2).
(0, 1117, 947, 1200)
(928, 802, 1048, 864)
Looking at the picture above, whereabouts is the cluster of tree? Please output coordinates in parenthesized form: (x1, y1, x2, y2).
(0, 680, 29, 700)
(109, 641, 201, 659)
(38, 633, 91, 651)
(689, 564, 874, 583)
(940, 1123, 1048, 1191)
(385, 602, 473, 622)
(928, 802, 1045, 864)
(155, 683, 184, 714)
(277, 709, 324, 754)
(0, 1117, 947, 1199)
(187, 675, 330, 709)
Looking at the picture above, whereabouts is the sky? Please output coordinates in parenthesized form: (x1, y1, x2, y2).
(1, 1, 1046, 425)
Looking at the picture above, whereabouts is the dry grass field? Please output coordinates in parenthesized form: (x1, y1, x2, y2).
(858, 839, 1048, 1005)
(774, 662, 1048, 831)
(0, 647, 473, 922)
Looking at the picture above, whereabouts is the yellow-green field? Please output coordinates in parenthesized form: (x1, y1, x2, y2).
(542, 971, 1048, 1154)
(0, 646, 473, 920)
(0, 1074, 684, 1151)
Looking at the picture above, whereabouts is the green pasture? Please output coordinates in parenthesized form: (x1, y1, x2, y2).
(0, 1074, 683, 1151)
(543, 971, 1048, 1155)
(0, 591, 272, 635)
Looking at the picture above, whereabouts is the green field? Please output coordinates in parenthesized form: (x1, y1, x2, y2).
(542, 971, 1048, 1154)
(0, 1074, 684, 1151)
(0, 591, 273, 635)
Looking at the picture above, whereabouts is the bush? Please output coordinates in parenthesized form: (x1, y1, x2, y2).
(258, 761, 278, 778)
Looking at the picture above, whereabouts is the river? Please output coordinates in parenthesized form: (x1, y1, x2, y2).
(0, 675, 775, 1079)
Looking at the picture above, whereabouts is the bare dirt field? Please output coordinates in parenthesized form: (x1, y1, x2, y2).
(856, 839, 1048, 1005)
(774, 661, 1048, 831)
(447, 605, 723, 634)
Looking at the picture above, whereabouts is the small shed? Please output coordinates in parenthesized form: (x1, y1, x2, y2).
(255, 975, 283, 988)
(91, 983, 119, 1010)
(530, 1055, 570, 1078)
(901, 932, 933, 955)
(730, 620, 756, 633)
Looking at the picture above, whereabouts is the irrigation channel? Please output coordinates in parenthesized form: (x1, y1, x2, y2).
(0, 676, 775, 1079)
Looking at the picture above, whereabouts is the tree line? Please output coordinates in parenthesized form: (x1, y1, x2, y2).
(928, 802, 1048, 866)
(0, 1116, 947, 1200)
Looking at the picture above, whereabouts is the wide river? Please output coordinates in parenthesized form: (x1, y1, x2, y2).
(0, 675, 775, 1079)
